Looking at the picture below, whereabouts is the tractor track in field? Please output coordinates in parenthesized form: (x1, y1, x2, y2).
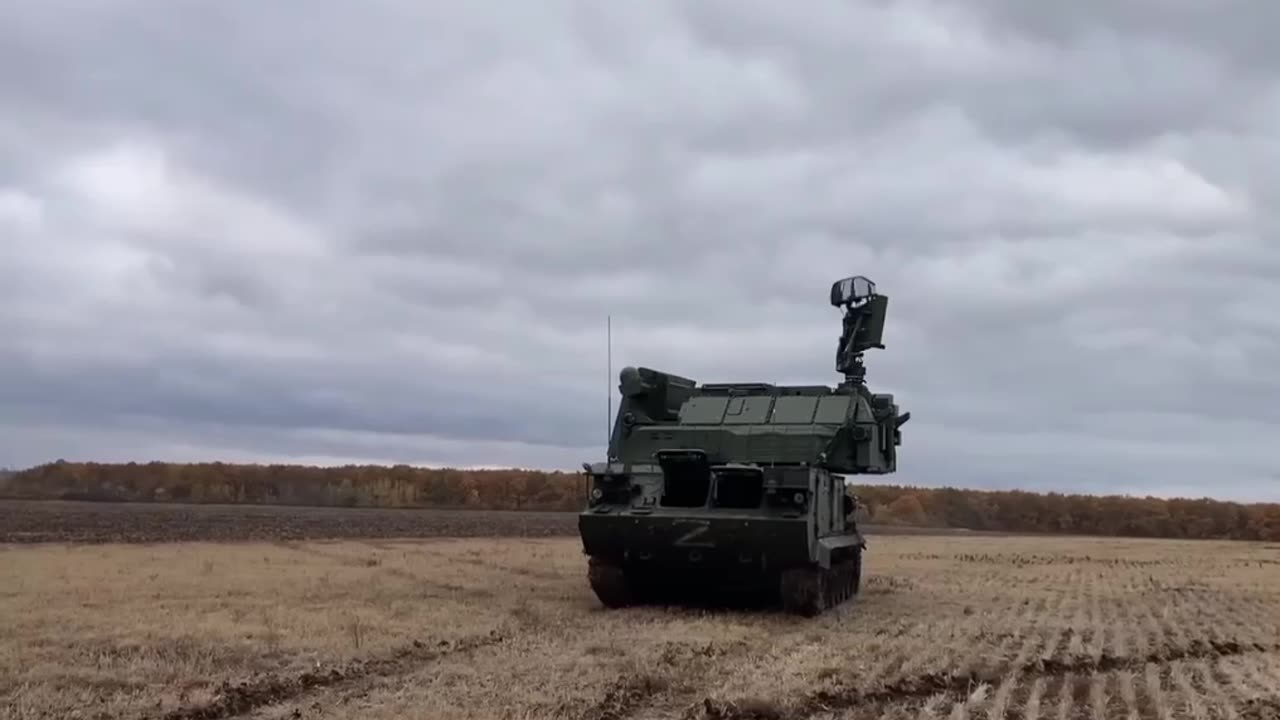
(149, 630, 508, 720)
(694, 639, 1280, 720)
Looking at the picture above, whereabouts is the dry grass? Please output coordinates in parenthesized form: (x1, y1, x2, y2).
(2, 534, 1279, 720)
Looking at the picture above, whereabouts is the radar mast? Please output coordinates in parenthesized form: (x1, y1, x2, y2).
(829, 275, 889, 389)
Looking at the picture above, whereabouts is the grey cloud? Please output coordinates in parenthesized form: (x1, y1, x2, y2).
(956, 1, 1280, 71)
(678, 0, 1272, 151)
(1, 1, 1279, 502)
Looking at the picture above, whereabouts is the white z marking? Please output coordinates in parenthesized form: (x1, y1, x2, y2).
(672, 521, 715, 548)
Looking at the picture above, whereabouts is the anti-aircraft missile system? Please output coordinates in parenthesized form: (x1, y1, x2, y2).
(577, 275, 910, 616)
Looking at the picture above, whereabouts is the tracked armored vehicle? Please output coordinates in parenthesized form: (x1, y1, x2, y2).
(577, 276, 910, 616)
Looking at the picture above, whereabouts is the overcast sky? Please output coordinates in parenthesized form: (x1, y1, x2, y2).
(3, 2, 1279, 502)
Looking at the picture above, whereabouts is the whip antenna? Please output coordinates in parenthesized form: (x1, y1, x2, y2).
(607, 314, 612, 452)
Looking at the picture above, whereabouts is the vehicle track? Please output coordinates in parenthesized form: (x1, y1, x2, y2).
(152, 630, 507, 720)
(695, 639, 1280, 720)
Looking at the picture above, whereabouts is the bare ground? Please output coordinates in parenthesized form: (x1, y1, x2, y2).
(0, 499, 1000, 545)
(0, 499, 579, 544)
(3, 528, 1279, 720)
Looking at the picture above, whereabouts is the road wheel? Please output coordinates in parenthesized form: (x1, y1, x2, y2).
(780, 566, 826, 617)
(587, 557, 633, 608)
(851, 547, 862, 595)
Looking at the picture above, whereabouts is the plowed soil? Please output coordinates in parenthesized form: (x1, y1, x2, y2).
(0, 499, 991, 545)
(4, 529, 1279, 720)
(0, 499, 578, 543)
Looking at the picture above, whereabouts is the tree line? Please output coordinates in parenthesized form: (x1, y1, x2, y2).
(2, 460, 1278, 541)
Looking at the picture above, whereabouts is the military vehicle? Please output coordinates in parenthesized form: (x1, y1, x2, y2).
(577, 275, 909, 616)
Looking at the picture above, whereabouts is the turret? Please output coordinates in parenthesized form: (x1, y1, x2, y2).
(600, 275, 909, 475)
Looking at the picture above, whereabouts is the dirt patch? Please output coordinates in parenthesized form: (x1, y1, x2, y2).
(577, 674, 671, 720)
(1242, 697, 1280, 720)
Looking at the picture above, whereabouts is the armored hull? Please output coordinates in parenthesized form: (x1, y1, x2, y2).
(577, 276, 908, 616)
(579, 503, 864, 616)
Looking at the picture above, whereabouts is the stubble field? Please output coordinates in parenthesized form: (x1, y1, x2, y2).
(2, 501, 1279, 720)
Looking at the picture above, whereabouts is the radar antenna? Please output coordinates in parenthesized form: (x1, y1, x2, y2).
(829, 275, 889, 388)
